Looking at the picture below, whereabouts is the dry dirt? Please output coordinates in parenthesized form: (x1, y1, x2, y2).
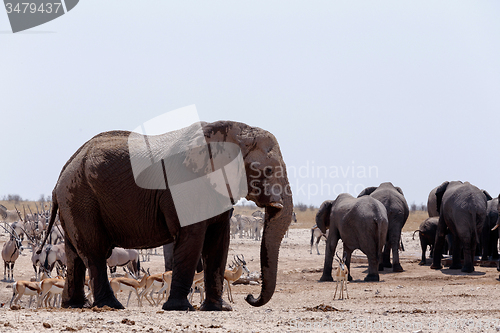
(1, 229, 500, 333)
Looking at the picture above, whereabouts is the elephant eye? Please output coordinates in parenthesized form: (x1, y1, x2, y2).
(263, 166, 273, 178)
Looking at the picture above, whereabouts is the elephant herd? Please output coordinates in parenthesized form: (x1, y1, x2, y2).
(317, 180, 497, 285)
(26, 120, 497, 312)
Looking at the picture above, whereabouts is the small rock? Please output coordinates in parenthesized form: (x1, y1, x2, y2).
(43, 323, 51, 328)
(122, 318, 135, 326)
(413, 330, 423, 333)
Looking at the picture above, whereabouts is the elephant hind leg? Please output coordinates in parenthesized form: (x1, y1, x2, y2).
(88, 255, 123, 309)
(62, 239, 91, 308)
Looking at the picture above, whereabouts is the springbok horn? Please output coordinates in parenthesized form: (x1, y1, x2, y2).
(236, 254, 245, 264)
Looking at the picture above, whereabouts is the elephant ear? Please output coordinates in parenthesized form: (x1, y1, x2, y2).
(435, 181, 450, 214)
(315, 200, 333, 233)
(357, 186, 377, 198)
(395, 187, 405, 196)
(483, 190, 493, 201)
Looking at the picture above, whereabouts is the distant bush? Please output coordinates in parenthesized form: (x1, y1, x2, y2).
(410, 202, 427, 212)
(309, 204, 317, 211)
(295, 202, 308, 212)
(2, 194, 23, 204)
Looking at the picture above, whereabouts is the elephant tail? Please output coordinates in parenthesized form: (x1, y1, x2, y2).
(37, 194, 59, 255)
(412, 230, 419, 240)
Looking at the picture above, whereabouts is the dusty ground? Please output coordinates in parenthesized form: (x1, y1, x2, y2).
(1, 229, 500, 333)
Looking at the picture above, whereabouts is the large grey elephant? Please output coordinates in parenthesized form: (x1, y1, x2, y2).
(429, 184, 493, 261)
(317, 193, 388, 282)
(358, 182, 409, 272)
(39, 121, 292, 311)
(431, 181, 488, 273)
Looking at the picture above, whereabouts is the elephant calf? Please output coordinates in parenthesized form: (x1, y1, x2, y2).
(317, 193, 388, 282)
(414, 217, 451, 265)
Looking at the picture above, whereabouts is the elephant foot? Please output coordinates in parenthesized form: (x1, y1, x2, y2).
(392, 263, 404, 272)
(364, 274, 379, 282)
(162, 298, 195, 311)
(461, 264, 474, 273)
(93, 296, 124, 309)
(61, 298, 92, 309)
(319, 275, 334, 282)
(449, 263, 462, 270)
(383, 262, 392, 268)
(418, 260, 426, 266)
(378, 264, 384, 271)
(200, 299, 232, 311)
(430, 263, 442, 270)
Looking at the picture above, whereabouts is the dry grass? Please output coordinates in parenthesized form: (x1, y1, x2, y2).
(0, 200, 49, 213)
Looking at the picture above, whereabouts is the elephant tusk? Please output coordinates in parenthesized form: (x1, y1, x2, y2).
(492, 224, 499, 231)
(269, 202, 283, 209)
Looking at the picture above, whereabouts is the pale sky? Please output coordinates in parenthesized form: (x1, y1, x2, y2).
(1, 1, 499, 207)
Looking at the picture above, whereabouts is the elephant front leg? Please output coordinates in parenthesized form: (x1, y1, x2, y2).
(62, 240, 91, 308)
(163, 224, 206, 311)
(319, 232, 338, 282)
(200, 216, 232, 311)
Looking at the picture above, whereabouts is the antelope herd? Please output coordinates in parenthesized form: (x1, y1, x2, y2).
(0, 203, 260, 309)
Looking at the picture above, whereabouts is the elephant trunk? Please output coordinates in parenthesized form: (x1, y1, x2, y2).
(245, 184, 292, 307)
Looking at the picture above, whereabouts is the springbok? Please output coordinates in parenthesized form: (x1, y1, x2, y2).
(155, 270, 173, 306)
(223, 255, 249, 303)
(10, 280, 42, 308)
(140, 269, 165, 306)
(187, 270, 205, 304)
(310, 224, 329, 255)
(38, 275, 65, 308)
(1, 224, 23, 281)
(334, 253, 349, 300)
(109, 269, 149, 307)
